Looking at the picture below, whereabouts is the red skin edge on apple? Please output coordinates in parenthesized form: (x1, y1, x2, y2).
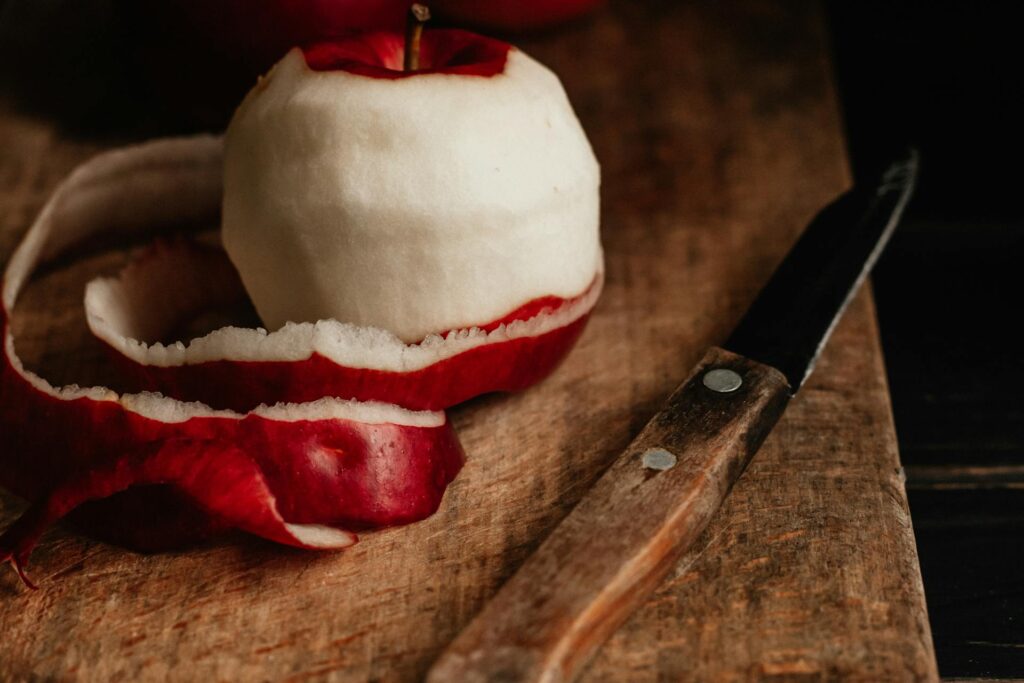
(0, 307, 465, 588)
(300, 29, 510, 78)
(102, 282, 596, 413)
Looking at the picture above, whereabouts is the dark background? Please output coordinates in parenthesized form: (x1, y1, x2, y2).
(826, 1, 1024, 677)
(1, 0, 1022, 677)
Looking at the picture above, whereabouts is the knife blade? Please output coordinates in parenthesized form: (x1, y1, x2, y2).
(427, 151, 918, 683)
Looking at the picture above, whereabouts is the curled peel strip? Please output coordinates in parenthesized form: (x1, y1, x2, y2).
(1, 135, 600, 586)
(83, 225, 601, 413)
(0, 137, 471, 585)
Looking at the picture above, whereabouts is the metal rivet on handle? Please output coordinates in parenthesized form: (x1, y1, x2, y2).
(642, 448, 677, 471)
(702, 368, 743, 393)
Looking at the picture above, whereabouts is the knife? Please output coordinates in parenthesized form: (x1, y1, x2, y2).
(427, 151, 918, 683)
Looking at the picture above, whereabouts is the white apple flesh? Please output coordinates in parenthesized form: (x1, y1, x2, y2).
(222, 43, 602, 342)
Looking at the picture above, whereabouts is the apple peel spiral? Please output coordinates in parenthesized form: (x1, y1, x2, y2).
(0, 31, 601, 587)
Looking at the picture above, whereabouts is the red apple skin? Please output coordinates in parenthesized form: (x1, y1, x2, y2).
(100, 261, 597, 413)
(433, 0, 605, 33)
(302, 29, 510, 77)
(0, 310, 465, 582)
(107, 313, 591, 413)
(88, 240, 597, 413)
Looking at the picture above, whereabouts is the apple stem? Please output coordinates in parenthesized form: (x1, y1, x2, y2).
(404, 3, 432, 72)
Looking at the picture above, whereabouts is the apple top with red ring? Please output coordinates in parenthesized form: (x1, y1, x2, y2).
(223, 24, 602, 343)
(302, 29, 510, 79)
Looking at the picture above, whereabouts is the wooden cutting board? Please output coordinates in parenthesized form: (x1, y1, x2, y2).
(0, 1, 938, 680)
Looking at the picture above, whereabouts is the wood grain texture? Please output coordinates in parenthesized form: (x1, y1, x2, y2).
(0, 1, 937, 680)
(430, 349, 791, 683)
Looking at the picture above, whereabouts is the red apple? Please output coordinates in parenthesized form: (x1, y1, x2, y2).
(223, 29, 601, 344)
(88, 29, 603, 413)
(1, 28, 602, 586)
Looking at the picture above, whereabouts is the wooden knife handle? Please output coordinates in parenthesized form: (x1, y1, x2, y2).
(428, 347, 791, 683)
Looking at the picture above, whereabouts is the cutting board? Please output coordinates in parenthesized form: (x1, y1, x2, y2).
(0, 1, 938, 680)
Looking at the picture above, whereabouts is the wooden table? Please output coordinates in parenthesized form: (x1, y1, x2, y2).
(0, 1, 938, 680)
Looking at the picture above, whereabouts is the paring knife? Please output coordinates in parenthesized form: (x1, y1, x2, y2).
(427, 151, 919, 683)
